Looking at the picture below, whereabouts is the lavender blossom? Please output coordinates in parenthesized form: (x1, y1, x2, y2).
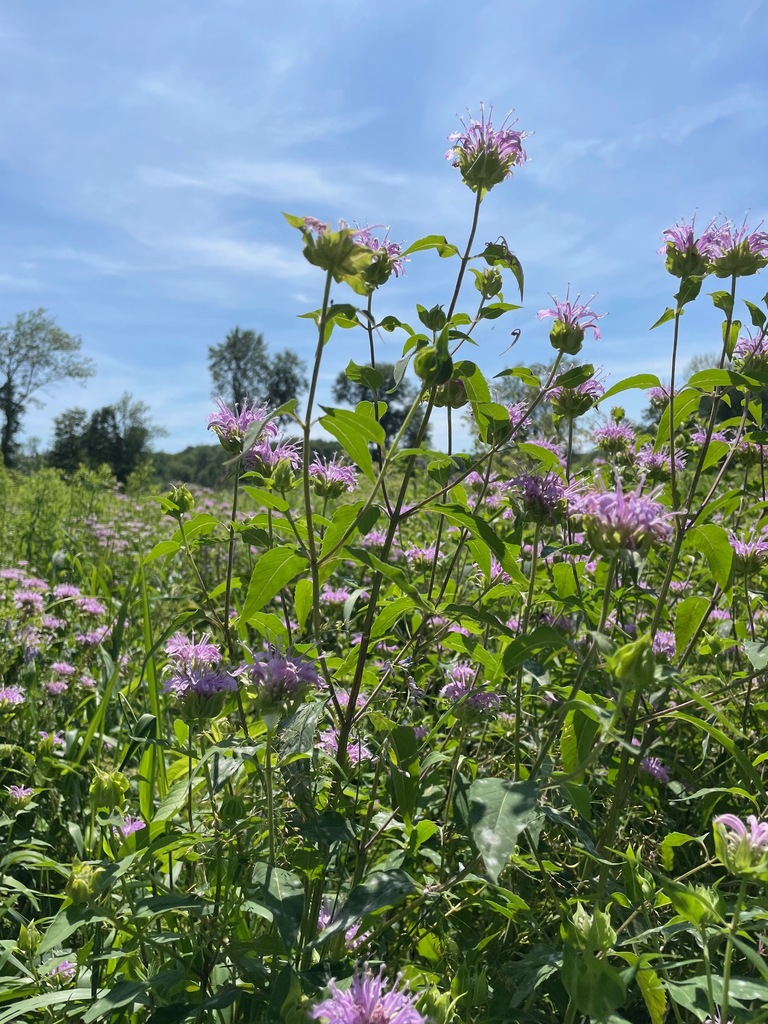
(641, 757, 670, 784)
(714, 813, 768, 874)
(53, 583, 81, 599)
(733, 328, 768, 369)
(309, 454, 359, 498)
(592, 421, 636, 456)
(651, 630, 676, 658)
(249, 649, 322, 706)
(207, 398, 275, 454)
(711, 216, 768, 278)
(538, 288, 606, 355)
(729, 528, 768, 574)
(661, 215, 723, 276)
(446, 104, 528, 193)
(636, 443, 686, 479)
(7, 784, 34, 804)
(310, 969, 426, 1024)
(13, 590, 43, 614)
(0, 686, 25, 708)
(164, 632, 236, 703)
(352, 225, 407, 283)
(576, 479, 673, 554)
(318, 728, 374, 765)
(549, 373, 605, 420)
(512, 472, 581, 525)
(114, 815, 146, 838)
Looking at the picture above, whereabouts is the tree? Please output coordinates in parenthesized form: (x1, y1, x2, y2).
(208, 328, 309, 417)
(48, 392, 167, 482)
(0, 309, 94, 467)
(332, 362, 430, 449)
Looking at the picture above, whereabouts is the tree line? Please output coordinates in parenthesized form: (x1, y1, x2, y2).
(0, 313, 428, 484)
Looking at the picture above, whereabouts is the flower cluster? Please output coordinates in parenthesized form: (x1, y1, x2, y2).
(309, 454, 359, 498)
(163, 633, 237, 704)
(310, 969, 426, 1024)
(575, 480, 673, 554)
(249, 649, 322, 707)
(549, 373, 605, 420)
(446, 104, 528, 194)
(662, 214, 768, 278)
(729, 528, 768, 575)
(207, 399, 274, 454)
(538, 289, 606, 355)
(714, 813, 768, 875)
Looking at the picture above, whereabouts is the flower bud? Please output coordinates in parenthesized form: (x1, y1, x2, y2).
(608, 635, 656, 690)
(475, 267, 504, 299)
(163, 484, 195, 520)
(66, 859, 107, 906)
(414, 345, 453, 386)
(433, 377, 468, 409)
(549, 319, 585, 356)
(561, 902, 616, 953)
(89, 767, 129, 811)
(418, 305, 448, 331)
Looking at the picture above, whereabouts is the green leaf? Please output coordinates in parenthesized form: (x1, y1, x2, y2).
(316, 869, 415, 942)
(683, 523, 733, 590)
(466, 778, 538, 882)
(0, 990, 94, 1024)
(561, 947, 627, 1019)
(82, 982, 148, 1022)
(660, 832, 704, 871)
(743, 640, 768, 671)
(687, 368, 757, 391)
(370, 596, 419, 639)
(454, 360, 491, 404)
(674, 595, 710, 657)
(517, 442, 566, 476)
(675, 276, 703, 306)
(502, 627, 570, 671)
(434, 503, 527, 588)
(599, 373, 662, 403)
(319, 406, 385, 483)
(654, 388, 700, 450)
(293, 579, 313, 631)
(345, 360, 384, 391)
(636, 963, 666, 1024)
(402, 234, 460, 258)
(710, 289, 734, 315)
(650, 307, 677, 330)
(744, 299, 767, 329)
(494, 366, 541, 387)
(144, 539, 181, 563)
(252, 863, 305, 952)
(320, 500, 371, 559)
(241, 546, 307, 620)
(552, 364, 594, 389)
(560, 707, 600, 778)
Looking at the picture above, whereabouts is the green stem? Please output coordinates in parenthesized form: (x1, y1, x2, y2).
(513, 519, 541, 779)
(721, 876, 749, 1024)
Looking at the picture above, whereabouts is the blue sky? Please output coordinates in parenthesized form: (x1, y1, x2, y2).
(2, 0, 767, 454)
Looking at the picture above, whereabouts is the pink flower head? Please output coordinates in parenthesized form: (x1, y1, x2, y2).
(711, 216, 768, 277)
(447, 104, 529, 193)
(249, 649, 322, 705)
(538, 289, 606, 341)
(309, 454, 359, 497)
(310, 968, 426, 1024)
(714, 813, 768, 873)
(207, 398, 275, 454)
(575, 478, 673, 554)
(661, 214, 724, 276)
(352, 225, 407, 281)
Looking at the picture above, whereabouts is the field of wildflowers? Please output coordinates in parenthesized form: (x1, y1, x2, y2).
(2, 107, 768, 1023)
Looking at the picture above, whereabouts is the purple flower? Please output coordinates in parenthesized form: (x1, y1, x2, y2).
(318, 728, 374, 766)
(114, 815, 146, 838)
(549, 373, 605, 419)
(309, 454, 359, 497)
(714, 813, 768, 873)
(0, 686, 25, 708)
(302, 216, 329, 237)
(44, 680, 69, 696)
(641, 757, 670, 784)
(636, 443, 686, 478)
(711, 216, 768, 277)
(244, 434, 301, 475)
(538, 288, 606, 355)
(440, 677, 501, 714)
(166, 632, 222, 670)
(76, 626, 111, 647)
(352, 225, 407, 281)
(593, 421, 636, 455)
(661, 215, 723, 276)
(77, 597, 106, 616)
(575, 479, 673, 554)
(7, 784, 34, 803)
(316, 899, 370, 950)
(404, 545, 439, 568)
(13, 590, 43, 613)
(651, 630, 676, 658)
(512, 473, 581, 525)
(446, 104, 528, 193)
(207, 398, 275, 454)
(53, 583, 81, 599)
(163, 670, 238, 700)
(39, 730, 65, 749)
(320, 586, 353, 605)
(733, 327, 768, 368)
(729, 528, 768, 574)
(648, 383, 674, 407)
(310, 969, 426, 1024)
(46, 959, 76, 981)
(51, 661, 76, 676)
(249, 649, 322, 705)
